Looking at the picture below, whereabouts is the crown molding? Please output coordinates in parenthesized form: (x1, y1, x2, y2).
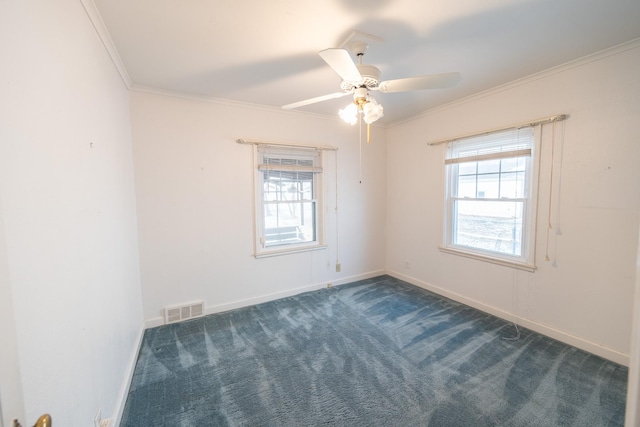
(80, 0, 132, 89)
(131, 84, 288, 112)
(392, 37, 640, 128)
(130, 84, 388, 127)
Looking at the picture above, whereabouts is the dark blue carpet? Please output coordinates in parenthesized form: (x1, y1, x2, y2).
(120, 276, 628, 426)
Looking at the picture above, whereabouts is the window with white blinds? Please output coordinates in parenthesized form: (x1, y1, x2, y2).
(255, 145, 324, 256)
(442, 127, 538, 270)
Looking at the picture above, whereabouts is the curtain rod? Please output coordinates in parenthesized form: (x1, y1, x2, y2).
(236, 138, 338, 151)
(427, 114, 568, 146)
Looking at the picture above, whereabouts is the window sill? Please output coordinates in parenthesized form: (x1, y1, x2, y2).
(438, 246, 536, 272)
(255, 244, 327, 259)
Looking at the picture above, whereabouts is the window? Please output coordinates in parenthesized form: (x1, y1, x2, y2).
(442, 127, 538, 270)
(254, 145, 325, 256)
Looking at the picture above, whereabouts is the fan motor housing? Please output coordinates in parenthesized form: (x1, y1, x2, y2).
(341, 64, 381, 91)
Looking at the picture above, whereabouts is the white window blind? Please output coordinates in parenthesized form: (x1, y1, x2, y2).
(446, 128, 534, 164)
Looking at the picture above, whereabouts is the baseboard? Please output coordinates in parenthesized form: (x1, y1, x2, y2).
(329, 269, 387, 287)
(112, 323, 145, 426)
(387, 270, 630, 366)
(143, 269, 387, 329)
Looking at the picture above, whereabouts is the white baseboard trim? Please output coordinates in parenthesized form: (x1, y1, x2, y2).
(387, 270, 629, 366)
(112, 323, 145, 426)
(144, 316, 164, 329)
(143, 269, 387, 329)
(330, 270, 387, 287)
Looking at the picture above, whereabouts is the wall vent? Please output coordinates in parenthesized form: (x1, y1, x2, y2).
(164, 301, 205, 324)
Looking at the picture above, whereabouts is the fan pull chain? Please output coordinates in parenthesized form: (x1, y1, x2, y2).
(359, 114, 362, 183)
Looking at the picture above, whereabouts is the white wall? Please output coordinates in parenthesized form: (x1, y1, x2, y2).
(0, 198, 24, 427)
(626, 225, 640, 425)
(0, 1, 143, 425)
(130, 91, 387, 324)
(386, 42, 640, 364)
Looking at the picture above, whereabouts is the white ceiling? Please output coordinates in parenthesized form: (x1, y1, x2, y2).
(93, 0, 640, 124)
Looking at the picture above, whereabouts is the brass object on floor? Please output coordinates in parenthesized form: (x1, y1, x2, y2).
(34, 414, 52, 427)
(12, 414, 51, 427)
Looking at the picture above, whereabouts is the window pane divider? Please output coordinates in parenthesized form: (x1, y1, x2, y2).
(453, 197, 526, 202)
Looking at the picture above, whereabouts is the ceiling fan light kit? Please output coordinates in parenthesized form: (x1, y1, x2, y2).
(282, 34, 461, 129)
(339, 86, 383, 125)
(362, 97, 383, 124)
(338, 103, 358, 125)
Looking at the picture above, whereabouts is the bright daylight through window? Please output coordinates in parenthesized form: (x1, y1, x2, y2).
(443, 127, 537, 270)
(255, 145, 324, 256)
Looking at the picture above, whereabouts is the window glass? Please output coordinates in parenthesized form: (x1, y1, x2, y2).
(499, 170, 526, 199)
(477, 173, 500, 198)
(477, 158, 500, 174)
(457, 174, 477, 198)
(458, 161, 477, 176)
(454, 200, 523, 256)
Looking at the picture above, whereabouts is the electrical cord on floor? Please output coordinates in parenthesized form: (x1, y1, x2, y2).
(502, 323, 521, 341)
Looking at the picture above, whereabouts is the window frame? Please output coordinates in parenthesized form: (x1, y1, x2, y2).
(440, 127, 540, 271)
(253, 145, 326, 258)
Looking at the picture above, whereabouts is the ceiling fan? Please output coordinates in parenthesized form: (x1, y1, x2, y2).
(282, 39, 461, 125)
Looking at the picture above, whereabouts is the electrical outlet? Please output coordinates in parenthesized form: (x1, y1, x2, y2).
(335, 263, 341, 272)
(327, 283, 332, 288)
(405, 260, 411, 269)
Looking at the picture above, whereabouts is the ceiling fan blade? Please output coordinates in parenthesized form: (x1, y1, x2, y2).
(282, 91, 351, 110)
(378, 72, 461, 93)
(319, 48, 362, 83)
